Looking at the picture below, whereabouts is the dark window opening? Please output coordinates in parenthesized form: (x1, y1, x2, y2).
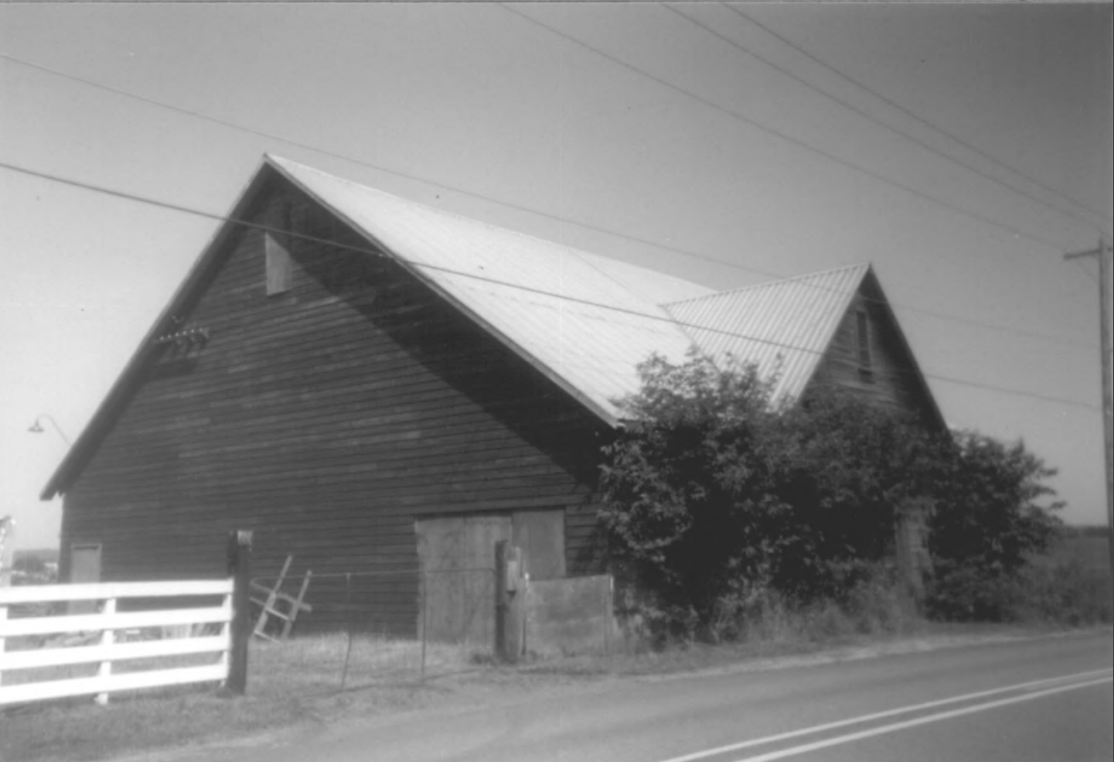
(856, 309, 873, 379)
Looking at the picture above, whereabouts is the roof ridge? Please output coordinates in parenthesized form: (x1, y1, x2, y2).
(662, 261, 871, 309)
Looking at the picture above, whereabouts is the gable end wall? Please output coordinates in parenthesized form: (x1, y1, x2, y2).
(59, 180, 608, 635)
(808, 286, 935, 425)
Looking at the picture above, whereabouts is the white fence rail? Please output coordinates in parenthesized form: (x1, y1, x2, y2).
(0, 579, 233, 707)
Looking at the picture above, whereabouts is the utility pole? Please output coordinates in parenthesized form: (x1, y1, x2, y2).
(1064, 238, 1114, 589)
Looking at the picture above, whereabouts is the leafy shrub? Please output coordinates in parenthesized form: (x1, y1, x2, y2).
(925, 433, 1065, 623)
(600, 351, 1066, 641)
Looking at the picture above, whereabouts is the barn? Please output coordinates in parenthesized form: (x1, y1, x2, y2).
(41, 155, 944, 635)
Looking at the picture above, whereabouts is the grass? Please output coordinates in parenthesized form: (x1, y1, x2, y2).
(0, 633, 484, 762)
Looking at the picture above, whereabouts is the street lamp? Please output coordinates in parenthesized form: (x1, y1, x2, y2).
(28, 414, 71, 446)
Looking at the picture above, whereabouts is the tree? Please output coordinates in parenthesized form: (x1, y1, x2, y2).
(926, 431, 1063, 620)
(598, 352, 791, 637)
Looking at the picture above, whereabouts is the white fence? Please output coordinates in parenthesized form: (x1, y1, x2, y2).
(0, 579, 233, 707)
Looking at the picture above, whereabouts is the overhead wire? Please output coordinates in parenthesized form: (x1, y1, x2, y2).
(721, 4, 1114, 229)
(0, 159, 1101, 413)
(666, 4, 1112, 235)
(498, 4, 1069, 252)
(0, 50, 1094, 350)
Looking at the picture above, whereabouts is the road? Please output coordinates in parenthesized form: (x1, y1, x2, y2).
(211, 631, 1112, 762)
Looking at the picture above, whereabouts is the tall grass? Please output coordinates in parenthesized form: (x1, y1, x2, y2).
(709, 571, 923, 647)
(1009, 560, 1112, 626)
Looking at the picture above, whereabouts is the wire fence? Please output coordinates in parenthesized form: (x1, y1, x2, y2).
(247, 567, 496, 690)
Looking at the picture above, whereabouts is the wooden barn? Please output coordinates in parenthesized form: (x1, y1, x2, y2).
(41, 156, 944, 636)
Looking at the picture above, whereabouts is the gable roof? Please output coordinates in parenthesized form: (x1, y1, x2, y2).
(41, 156, 941, 498)
(665, 264, 870, 407)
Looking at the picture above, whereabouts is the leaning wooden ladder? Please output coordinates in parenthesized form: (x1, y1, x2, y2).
(250, 556, 313, 641)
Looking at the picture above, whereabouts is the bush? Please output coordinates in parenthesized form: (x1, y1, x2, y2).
(925, 562, 1020, 622)
(702, 564, 917, 646)
(600, 352, 948, 640)
(599, 351, 1066, 641)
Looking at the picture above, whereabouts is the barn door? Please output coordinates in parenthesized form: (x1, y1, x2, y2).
(415, 515, 511, 644)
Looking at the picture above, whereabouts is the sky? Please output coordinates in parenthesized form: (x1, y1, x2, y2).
(0, 3, 1111, 551)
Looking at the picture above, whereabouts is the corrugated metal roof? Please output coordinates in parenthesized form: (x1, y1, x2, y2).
(664, 264, 871, 406)
(270, 156, 712, 423)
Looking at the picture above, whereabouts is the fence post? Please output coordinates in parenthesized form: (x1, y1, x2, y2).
(94, 597, 116, 706)
(1, 516, 13, 683)
(225, 530, 252, 696)
(420, 572, 428, 680)
(0, 604, 7, 689)
(494, 542, 525, 663)
(494, 541, 507, 660)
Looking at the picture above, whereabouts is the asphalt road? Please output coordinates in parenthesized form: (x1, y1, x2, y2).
(218, 631, 1113, 762)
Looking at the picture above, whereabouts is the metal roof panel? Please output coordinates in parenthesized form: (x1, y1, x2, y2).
(269, 156, 706, 421)
(665, 264, 870, 405)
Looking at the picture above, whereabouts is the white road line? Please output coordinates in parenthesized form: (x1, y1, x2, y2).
(657, 668, 1113, 762)
(729, 676, 1112, 762)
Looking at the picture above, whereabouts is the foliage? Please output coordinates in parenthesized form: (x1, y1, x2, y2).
(598, 352, 791, 641)
(1011, 560, 1112, 625)
(599, 352, 948, 641)
(11, 553, 58, 586)
(925, 431, 1064, 621)
(599, 351, 1065, 642)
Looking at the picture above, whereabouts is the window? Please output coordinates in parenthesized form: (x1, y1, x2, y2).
(856, 309, 873, 377)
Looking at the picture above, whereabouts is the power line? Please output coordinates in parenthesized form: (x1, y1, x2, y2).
(498, 4, 1069, 251)
(0, 51, 1093, 350)
(722, 4, 1114, 229)
(0, 159, 1100, 413)
(668, 4, 1112, 234)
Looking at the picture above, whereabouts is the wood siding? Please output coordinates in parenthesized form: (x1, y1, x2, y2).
(808, 280, 937, 427)
(60, 177, 608, 635)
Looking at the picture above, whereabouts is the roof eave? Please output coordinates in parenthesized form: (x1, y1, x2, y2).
(40, 158, 280, 500)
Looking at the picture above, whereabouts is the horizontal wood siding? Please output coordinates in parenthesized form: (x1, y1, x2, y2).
(808, 282, 936, 427)
(61, 178, 608, 636)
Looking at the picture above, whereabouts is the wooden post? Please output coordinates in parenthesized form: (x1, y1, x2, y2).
(225, 530, 252, 696)
(1065, 239, 1114, 593)
(0, 516, 11, 685)
(94, 597, 116, 706)
(506, 545, 524, 662)
(494, 540, 507, 660)
(494, 541, 525, 663)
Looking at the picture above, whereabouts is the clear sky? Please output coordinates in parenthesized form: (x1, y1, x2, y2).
(1, 3, 1111, 551)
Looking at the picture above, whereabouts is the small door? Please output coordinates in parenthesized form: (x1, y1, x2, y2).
(70, 543, 102, 584)
(69, 543, 102, 614)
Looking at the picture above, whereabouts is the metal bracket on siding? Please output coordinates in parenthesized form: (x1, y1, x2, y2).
(154, 326, 210, 353)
